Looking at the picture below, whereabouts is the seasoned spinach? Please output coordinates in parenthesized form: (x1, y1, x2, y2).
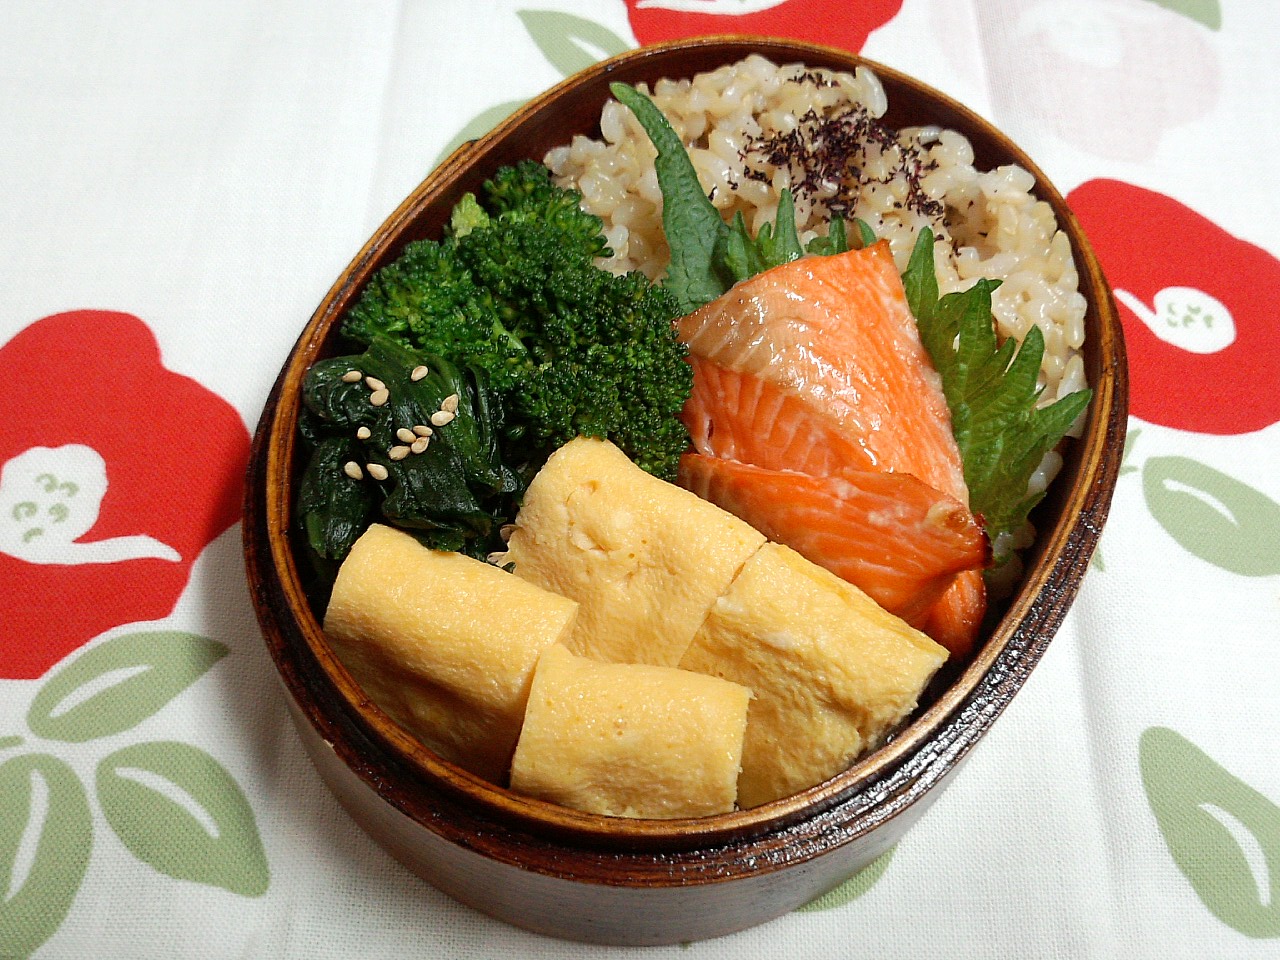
(296, 336, 526, 576)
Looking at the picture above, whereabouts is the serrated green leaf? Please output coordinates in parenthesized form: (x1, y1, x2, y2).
(97, 741, 269, 896)
(902, 227, 939, 322)
(517, 10, 630, 77)
(854, 217, 877, 249)
(715, 190, 805, 286)
(28, 631, 227, 743)
(908, 228, 1091, 555)
(1143, 457, 1280, 575)
(0, 753, 92, 958)
(762, 188, 804, 266)
(717, 211, 755, 284)
(806, 216, 850, 256)
(798, 846, 895, 911)
(1141, 727, 1280, 937)
(613, 84, 865, 306)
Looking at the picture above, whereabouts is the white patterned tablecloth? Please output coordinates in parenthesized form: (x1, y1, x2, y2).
(1, 2, 1277, 957)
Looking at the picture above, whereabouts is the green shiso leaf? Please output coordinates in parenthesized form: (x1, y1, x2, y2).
(609, 82, 729, 313)
(903, 228, 1092, 558)
(854, 217, 877, 249)
(805, 216, 848, 257)
(611, 82, 818, 311)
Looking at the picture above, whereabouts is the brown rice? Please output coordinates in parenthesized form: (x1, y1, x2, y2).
(543, 55, 1092, 577)
(543, 54, 1088, 409)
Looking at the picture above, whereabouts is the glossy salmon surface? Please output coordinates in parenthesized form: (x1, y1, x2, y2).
(676, 243, 988, 656)
(677, 241, 968, 504)
(679, 453, 988, 626)
(683, 357, 878, 475)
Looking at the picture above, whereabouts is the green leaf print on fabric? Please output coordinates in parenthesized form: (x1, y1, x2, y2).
(436, 10, 632, 168)
(798, 846, 895, 911)
(1140, 727, 1280, 938)
(96, 741, 269, 896)
(1142, 456, 1280, 576)
(27, 630, 228, 743)
(1119, 427, 1141, 477)
(0, 632, 265, 949)
(517, 10, 631, 77)
(1145, 0, 1222, 30)
(434, 100, 527, 168)
(0, 753, 92, 959)
(1094, 428, 1146, 571)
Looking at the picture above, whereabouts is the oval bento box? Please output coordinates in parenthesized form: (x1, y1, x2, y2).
(243, 36, 1128, 946)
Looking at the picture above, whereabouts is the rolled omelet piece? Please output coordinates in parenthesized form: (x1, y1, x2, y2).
(509, 644, 752, 818)
(679, 542, 948, 809)
(503, 437, 765, 666)
(323, 523, 578, 783)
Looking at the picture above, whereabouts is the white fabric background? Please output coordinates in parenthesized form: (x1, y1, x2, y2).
(1, 2, 1277, 957)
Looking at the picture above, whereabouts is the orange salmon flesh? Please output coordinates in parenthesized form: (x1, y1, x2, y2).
(676, 242, 988, 656)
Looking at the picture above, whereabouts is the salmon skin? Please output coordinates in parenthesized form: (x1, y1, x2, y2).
(680, 453, 989, 626)
(675, 243, 988, 657)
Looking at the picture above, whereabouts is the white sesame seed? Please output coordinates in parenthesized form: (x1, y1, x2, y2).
(342, 461, 363, 480)
(365, 376, 385, 391)
(369, 388, 389, 407)
(410, 437, 429, 454)
(388, 445, 410, 460)
(366, 463, 389, 481)
(410, 365, 428, 382)
(441, 393, 460, 414)
(395, 427, 416, 443)
(355, 426, 372, 440)
(412, 424, 432, 437)
(341, 370, 362, 383)
(430, 410, 455, 427)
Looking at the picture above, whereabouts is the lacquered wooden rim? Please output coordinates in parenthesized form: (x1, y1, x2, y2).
(244, 35, 1127, 868)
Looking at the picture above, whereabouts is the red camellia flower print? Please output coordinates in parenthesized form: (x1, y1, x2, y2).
(929, 0, 1218, 163)
(0, 311, 250, 679)
(625, 0, 903, 53)
(1067, 179, 1280, 435)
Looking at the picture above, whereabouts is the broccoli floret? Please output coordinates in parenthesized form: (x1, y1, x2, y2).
(481, 160, 612, 262)
(448, 193, 490, 238)
(342, 237, 530, 391)
(339, 161, 692, 481)
(502, 262, 692, 479)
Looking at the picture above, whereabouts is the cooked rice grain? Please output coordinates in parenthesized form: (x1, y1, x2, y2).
(544, 55, 1087, 408)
